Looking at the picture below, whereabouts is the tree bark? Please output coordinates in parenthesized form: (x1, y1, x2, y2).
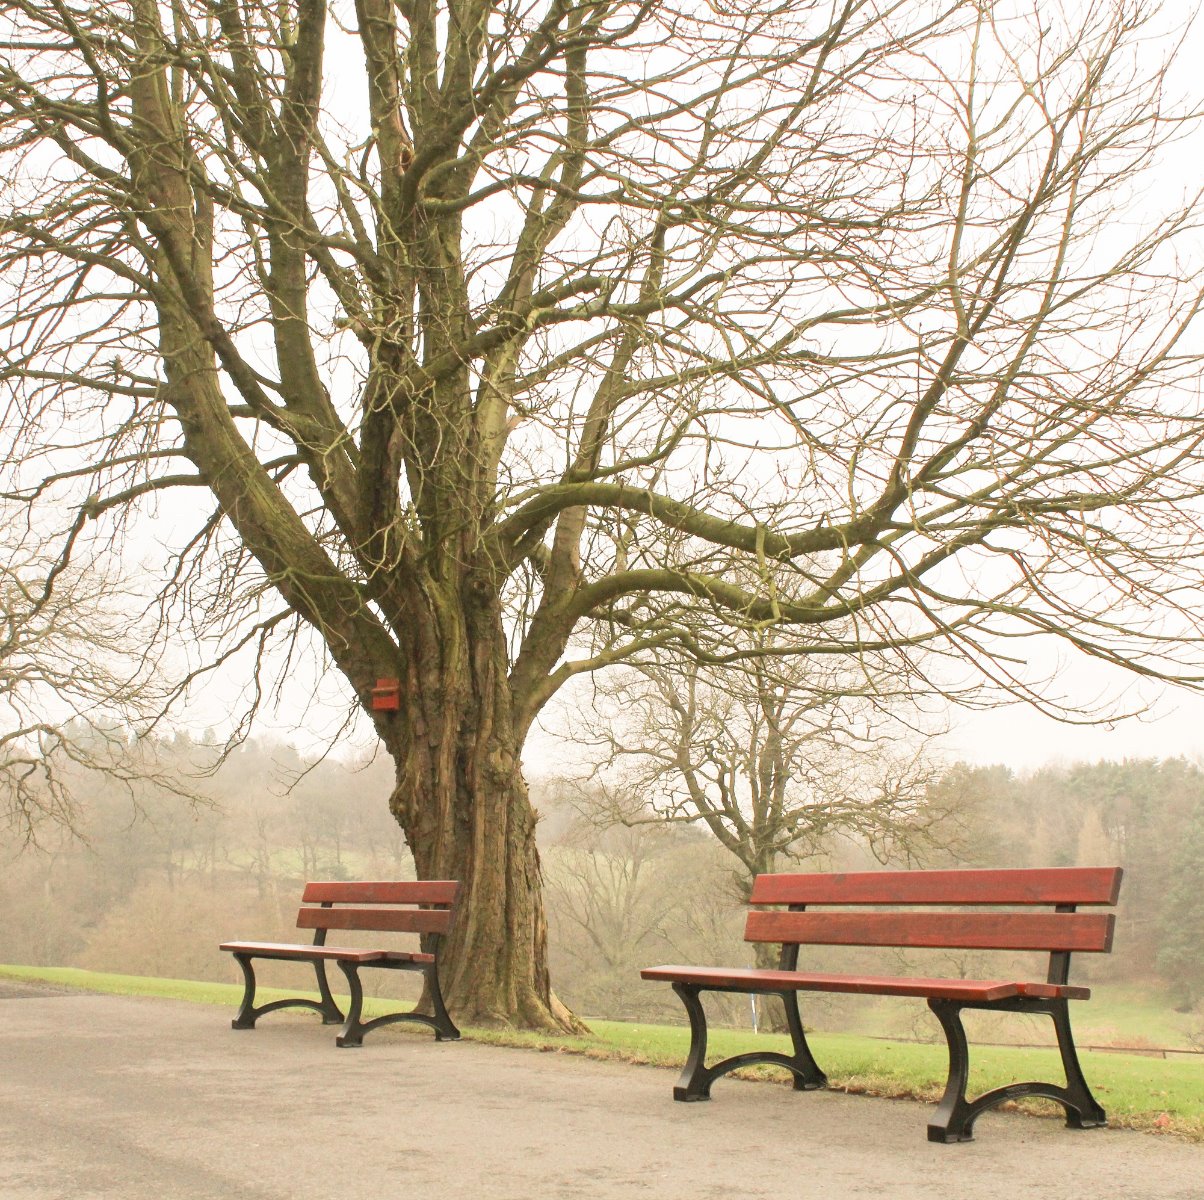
(378, 579, 582, 1031)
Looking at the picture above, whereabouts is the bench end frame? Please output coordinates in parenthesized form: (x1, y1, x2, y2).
(333, 957, 460, 1048)
(670, 981, 828, 1101)
(230, 951, 344, 1030)
(926, 995, 1107, 1143)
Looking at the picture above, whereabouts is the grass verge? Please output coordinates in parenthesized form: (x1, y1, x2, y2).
(3, 963, 1199, 1141)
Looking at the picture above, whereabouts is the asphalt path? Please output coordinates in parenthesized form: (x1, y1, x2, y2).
(1, 983, 1201, 1199)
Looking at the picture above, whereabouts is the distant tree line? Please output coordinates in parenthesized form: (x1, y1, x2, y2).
(924, 758, 1204, 1011)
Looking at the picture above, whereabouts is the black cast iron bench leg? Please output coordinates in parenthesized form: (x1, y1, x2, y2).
(334, 961, 461, 1047)
(1051, 999, 1107, 1128)
(230, 954, 343, 1030)
(335, 960, 368, 1047)
(671, 983, 827, 1101)
(427, 962, 461, 1041)
(781, 990, 828, 1091)
(927, 998, 1107, 1143)
(313, 960, 344, 1025)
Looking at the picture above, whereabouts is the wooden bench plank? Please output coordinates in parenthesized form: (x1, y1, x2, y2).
(378, 950, 436, 965)
(639, 965, 1091, 1002)
(302, 881, 459, 906)
(744, 909, 1115, 953)
(219, 944, 435, 966)
(749, 867, 1123, 907)
(641, 966, 1020, 1001)
(296, 906, 453, 935)
(218, 941, 387, 963)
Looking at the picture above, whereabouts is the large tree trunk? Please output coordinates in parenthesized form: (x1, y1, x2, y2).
(379, 577, 583, 1032)
(390, 763, 579, 1031)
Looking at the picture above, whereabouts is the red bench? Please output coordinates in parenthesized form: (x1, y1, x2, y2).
(641, 866, 1123, 1142)
(220, 880, 460, 1047)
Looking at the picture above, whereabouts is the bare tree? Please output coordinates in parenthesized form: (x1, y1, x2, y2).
(0, 515, 187, 840)
(546, 819, 686, 1014)
(2, 0, 1203, 1027)
(545, 813, 750, 1021)
(573, 643, 946, 965)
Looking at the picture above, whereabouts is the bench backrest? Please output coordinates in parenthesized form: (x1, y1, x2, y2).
(296, 880, 459, 941)
(745, 867, 1122, 955)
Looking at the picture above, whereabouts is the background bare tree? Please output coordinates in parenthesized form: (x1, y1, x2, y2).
(0, 514, 187, 840)
(2, 0, 1203, 1027)
(572, 642, 945, 967)
(546, 818, 691, 1017)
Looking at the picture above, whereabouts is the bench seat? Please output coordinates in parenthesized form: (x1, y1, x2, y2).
(640, 965, 1090, 1003)
(218, 940, 434, 965)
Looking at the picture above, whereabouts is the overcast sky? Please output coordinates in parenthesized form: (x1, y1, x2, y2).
(938, 688, 1204, 768)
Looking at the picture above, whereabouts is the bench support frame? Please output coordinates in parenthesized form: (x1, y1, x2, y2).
(672, 936, 828, 1101)
(926, 911, 1108, 1143)
(231, 951, 344, 1030)
(927, 995, 1104, 1142)
(334, 958, 459, 1047)
(671, 981, 828, 1101)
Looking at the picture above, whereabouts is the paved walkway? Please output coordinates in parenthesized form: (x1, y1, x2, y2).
(2, 984, 1202, 1199)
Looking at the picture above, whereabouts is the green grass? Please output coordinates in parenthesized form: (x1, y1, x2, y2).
(3, 964, 1200, 1140)
(812, 981, 1202, 1052)
(1073, 984, 1202, 1051)
(0, 964, 407, 1019)
(562, 1021, 1204, 1138)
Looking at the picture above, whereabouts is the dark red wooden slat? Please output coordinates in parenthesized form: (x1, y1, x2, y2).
(748, 867, 1122, 907)
(743, 910, 1115, 952)
(1016, 981, 1091, 1000)
(749, 867, 1122, 907)
(378, 950, 435, 965)
(296, 907, 453, 935)
(639, 966, 1091, 1002)
(219, 941, 435, 965)
(641, 964, 1020, 1000)
(301, 880, 459, 905)
(219, 940, 386, 962)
